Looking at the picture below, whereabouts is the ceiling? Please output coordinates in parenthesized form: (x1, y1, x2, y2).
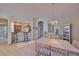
(0, 3, 79, 18)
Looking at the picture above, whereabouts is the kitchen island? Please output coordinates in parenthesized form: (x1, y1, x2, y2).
(36, 37, 79, 56)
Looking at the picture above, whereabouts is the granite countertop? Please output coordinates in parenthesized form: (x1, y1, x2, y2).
(37, 37, 79, 53)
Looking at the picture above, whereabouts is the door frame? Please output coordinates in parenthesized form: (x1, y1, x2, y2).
(0, 18, 8, 45)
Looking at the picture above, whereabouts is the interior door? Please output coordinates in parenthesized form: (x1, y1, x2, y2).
(38, 21, 44, 39)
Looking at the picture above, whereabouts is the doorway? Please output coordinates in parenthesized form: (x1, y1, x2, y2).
(0, 18, 8, 45)
(0, 25, 6, 39)
(38, 21, 44, 39)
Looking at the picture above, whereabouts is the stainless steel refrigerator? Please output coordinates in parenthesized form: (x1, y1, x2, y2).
(63, 24, 72, 44)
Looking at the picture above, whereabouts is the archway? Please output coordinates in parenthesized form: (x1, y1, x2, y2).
(38, 21, 44, 39)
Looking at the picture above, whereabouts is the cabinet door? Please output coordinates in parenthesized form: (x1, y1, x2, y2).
(14, 25, 22, 32)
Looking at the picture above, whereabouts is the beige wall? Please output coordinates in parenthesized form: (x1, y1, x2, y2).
(0, 18, 8, 25)
(70, 13, 79, 42)
(58, 13, 79, 43)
